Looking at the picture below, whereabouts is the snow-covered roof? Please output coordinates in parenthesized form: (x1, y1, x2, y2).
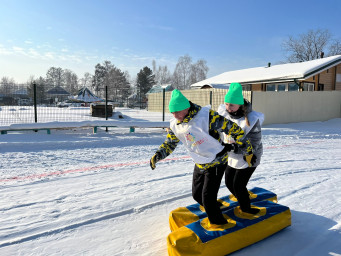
(13, 88, 28, 95)
(191, 55, 341, 88)
(47, 86, 70, 95)
(200, 83, 230, 89)
(146, 84, 173, 94)
(71, 87, 103, 103)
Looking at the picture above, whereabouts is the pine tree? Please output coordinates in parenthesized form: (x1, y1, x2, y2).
(136, 66, 155, 106)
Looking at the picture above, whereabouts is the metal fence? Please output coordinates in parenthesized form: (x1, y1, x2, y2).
(1, 84, 252, 125)
(0, 83, 116, 126)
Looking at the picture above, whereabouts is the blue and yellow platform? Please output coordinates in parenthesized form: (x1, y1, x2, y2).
(167, 187, 291, 256)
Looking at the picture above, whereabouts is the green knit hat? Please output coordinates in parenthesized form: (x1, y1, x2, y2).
(224, 83, 244, 105)
(169, 89, 190, 113)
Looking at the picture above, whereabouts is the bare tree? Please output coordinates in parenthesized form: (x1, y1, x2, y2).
(173, 55, 192, 89)
(282, 29, 341, 62)
(158, 66, 172, 84)
(79, 72, 93, 88)
(151, 60, 172, 85)
(329, 40, 341, 56)
(63, 69, 79, 94)
(46, 67, 65, 89)
(189, 59, 209, 85)
(0, 77, 16, 94)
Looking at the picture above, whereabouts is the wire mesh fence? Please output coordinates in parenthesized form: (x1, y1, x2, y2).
(1, 83, 252, 126)
(0, 83, 117, 126)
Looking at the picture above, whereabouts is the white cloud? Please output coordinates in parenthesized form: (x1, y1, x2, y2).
(0, 45, 12, 55)
(28, 48, 41, 58)
(44, 52, 55, 59)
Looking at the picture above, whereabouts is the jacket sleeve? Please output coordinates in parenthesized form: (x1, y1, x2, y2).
(233, 119, 263, 154)
(208, 110, 253, 155)
(155, 128, 180, 159)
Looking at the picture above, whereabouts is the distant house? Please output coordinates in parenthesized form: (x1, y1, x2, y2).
(191, 55, 341, 92)
(146, 84, 174, 94)
(12, 88, 30, 105)
(47, 86, 70, 103)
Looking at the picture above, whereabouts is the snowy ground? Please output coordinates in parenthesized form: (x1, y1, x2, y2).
(0, 108, 340, 256)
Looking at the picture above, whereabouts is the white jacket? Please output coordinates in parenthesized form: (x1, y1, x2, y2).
(170, 106, 224, 164)
(217, 103, 264, 169)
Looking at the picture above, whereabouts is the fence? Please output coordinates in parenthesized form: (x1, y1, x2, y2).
(148, 89, 341, 125)
(2, 83, 340, 127)
(252, 91, 341, 125)
(0, 84, 115, 126)
(147, 88, 252, 115)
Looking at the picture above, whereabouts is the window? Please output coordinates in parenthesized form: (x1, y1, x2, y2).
(277, 84, 286, 91)
(303, 82, 314, 91)
(266, 84, 276, 91)
(288, 83, 299, 91)
(318, 83, 324, 91)
(242, 84, 251, 91)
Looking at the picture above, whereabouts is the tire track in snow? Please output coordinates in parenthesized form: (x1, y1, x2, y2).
(0, 191, 192, 248)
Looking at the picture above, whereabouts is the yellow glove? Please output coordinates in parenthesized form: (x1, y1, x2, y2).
(150, 153, 161, 170)
(243, 154, 257, 167)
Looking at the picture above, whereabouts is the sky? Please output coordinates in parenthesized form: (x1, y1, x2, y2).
(1, 0, 341, 84)
(0, 107, 340, 255)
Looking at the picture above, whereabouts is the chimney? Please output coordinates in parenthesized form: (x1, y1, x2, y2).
(268, 62, 271, 67)
(320, 52, 324, 58)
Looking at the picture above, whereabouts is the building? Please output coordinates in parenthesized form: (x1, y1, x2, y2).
(146, 84, 174, 94)
(191, 55, 341, 92)
(47, 86, 71, 103)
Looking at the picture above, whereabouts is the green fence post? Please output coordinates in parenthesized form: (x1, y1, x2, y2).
(162, 88, 165, 122)
(105, 85, 108, 132)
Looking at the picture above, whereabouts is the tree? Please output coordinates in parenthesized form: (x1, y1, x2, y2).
(92, 61, 131, 103)
(63, 69, 79, 95)
(189, 59, 209, 85)
(27, 77, 46, 104)
(152, 60, 172, 85)
(329, 40, 341, 56)
(173, 55, 192, 90)
(0, 77, 15, 94)
(136, 66, 155, 107)
(45, 67, 64, 89)
(172, 55, 209, 89)
(282, 29, 341, 62)
(92, 63, 108, 97)
(79, 72, 93, 88)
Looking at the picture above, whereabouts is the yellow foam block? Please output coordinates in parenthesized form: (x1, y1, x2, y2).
(169, 187, 278, 231)
(167, 200, 291, 256)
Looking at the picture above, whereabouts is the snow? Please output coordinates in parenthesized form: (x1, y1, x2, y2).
(191, 55, 341, 88)
(0, 108, 340, 256)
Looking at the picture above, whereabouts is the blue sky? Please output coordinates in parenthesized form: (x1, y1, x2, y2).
(1, 0, 340, 83)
